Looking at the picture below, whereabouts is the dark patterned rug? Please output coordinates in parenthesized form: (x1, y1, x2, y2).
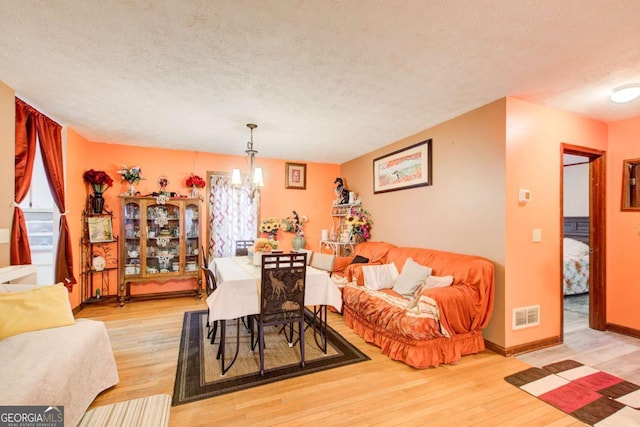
(505, 360, 640, 425)
(172, 310, 370, 405)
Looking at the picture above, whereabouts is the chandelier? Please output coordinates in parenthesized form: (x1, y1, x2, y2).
(232, 123, 264, 201)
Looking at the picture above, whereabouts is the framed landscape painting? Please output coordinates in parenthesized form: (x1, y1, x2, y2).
(88, 215, 114, 243)
(373, 139, 432, 194)
(285, 162, 307, 190)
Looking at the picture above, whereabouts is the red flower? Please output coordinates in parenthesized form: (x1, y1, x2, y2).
(83, 169, 114, 187)
(186, 174, 206, 188)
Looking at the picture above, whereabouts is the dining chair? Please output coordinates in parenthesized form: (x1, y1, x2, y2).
(253, 252, 307, 375)
(310, 252, 336, 276)
(235, 239, 254, 256)
(201, 245, 208, 269)
(201, 265, 219, 345)
(293, 249, 313, 265)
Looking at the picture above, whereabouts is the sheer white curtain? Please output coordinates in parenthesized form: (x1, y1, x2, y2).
(208, 173, 259, 258)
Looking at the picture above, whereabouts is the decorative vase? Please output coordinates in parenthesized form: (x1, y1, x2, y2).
(190, 186, 199, 198)
(92, 254, 106, 271)
(128, 183, 136, 196)
(352, 233, 365, 244)
(292, 235, 306, 250)
(92, 192, 104, 214)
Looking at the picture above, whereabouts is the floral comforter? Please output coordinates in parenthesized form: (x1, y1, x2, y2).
(563, 254, 589, 295)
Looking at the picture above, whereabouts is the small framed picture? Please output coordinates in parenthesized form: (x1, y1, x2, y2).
(373, 139, 432, 194)
(285, 162, 307, 190)
(88, 215, 114, 243)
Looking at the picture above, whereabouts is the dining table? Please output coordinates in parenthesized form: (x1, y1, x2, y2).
(206, 255, 343, 374)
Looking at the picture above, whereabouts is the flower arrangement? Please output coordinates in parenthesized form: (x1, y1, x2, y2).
(259, 217, 280, 235)
(253, 237, 279, 251)
(83, 169, 114, 193)
(345, 207, 373, 241)
(281, 210, 308, 237)
(186, 174, 206, 188)
(117, 165, 143, 183)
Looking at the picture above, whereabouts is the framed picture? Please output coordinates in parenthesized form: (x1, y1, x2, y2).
(285, 162, 307, 190)
(373, 139, 432, 194)
(88, 215, 114, 243)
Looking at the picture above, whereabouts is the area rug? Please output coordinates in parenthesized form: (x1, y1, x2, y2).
(505, 360, 640, 426)
(172, 309, 370, 405)
(78, 394, 171, 427)
(564, 293, 589, 314)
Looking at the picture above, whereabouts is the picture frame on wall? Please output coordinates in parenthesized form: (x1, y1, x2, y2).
(373, 139, 432, 194)
(88, 215, 114, 243)
(285, 162, 307, 190)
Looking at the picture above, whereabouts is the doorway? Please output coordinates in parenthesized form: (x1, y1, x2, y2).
(561, 144, 606, 335)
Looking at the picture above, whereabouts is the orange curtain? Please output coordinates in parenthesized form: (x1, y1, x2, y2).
(12, 98, 77, 289)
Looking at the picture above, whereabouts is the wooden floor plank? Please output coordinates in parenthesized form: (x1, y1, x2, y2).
(77, 298, 639, 426)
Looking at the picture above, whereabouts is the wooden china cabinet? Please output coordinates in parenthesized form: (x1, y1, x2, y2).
(119, 195, 202, 306)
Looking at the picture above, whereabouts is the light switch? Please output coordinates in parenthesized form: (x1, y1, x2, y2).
(0, 228, 9, 244)
(532, 229, 542, 242)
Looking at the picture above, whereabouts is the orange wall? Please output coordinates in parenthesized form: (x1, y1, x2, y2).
(0, 81, 14, 266)
(341, 99, 507, 345)
(607, 117, 640, 330)
(504, 97, 607, 347)
(66, 133, 339, 308)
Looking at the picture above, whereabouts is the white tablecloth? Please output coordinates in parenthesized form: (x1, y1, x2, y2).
(206, 256, 342, 321)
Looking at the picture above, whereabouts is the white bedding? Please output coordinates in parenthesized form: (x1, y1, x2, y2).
(0, 319, 119, 426)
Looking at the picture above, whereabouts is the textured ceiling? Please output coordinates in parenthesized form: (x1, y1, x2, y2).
(1, 1, 639, 164)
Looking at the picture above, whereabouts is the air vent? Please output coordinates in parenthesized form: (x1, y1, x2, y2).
(512, 305, 540, 330)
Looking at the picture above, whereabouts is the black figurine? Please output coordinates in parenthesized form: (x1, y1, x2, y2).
(334, 177, 350, 205)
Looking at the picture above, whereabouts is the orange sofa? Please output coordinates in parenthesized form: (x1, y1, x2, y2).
(339, 244, 495, 369)
(333, 241, 397, 284)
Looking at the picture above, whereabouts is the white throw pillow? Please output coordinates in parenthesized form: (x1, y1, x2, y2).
(363, 263, 399, 290)
(392, 258, 432, 298)
(563, 238, 589, 257)
(406, 275, 453, 309)
(423, 275, 454, 289)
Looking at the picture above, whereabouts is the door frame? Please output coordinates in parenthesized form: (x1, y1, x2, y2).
(561, 144, 606, 332)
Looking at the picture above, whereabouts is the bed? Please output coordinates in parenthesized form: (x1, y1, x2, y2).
(563, 216, 590, 295)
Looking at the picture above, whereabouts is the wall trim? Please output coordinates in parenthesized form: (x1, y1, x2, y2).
(607, 323, 640, 339)
(484, 336, 561, 357)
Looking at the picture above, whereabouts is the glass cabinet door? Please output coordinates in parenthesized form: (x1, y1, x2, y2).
(146, 202, 181, 275)
(185, 202, 200, 272)
(123, 200, 141, 276)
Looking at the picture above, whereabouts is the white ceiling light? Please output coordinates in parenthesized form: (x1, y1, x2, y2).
(610, 84, 640, 103)
(232, 123, 264, 201)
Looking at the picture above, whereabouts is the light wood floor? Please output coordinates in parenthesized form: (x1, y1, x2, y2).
(518, 310, 640, 385)
(77, 298, 591, 426)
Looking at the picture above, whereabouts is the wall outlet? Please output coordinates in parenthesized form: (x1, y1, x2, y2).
(0, 228, 9, 244)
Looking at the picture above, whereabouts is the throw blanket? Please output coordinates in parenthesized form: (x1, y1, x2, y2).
(343, 284, 450, 339)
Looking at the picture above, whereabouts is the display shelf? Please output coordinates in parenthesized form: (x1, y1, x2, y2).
(119, 196, 202, 306)
(80, 209, 119, 304)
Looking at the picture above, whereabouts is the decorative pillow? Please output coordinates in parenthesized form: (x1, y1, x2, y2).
(362, 263, 399, 290)
(406, 275, 455, 309)
(0, 283, 75, 339)
(392, 258, 432, 298)
(564, 237, 589, 257)
(351, 255, 370, 264)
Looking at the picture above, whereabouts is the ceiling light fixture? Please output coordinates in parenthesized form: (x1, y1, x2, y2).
(232, 123, 263, 201)
(610, 84, 640, 103)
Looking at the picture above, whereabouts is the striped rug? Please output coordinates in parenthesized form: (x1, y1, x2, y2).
(78, 394, 171, 427)
(505, 360, 640, 426)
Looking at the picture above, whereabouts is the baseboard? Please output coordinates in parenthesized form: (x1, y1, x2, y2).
(607, 322, 640, 339)
(484, 335, 561, 357)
